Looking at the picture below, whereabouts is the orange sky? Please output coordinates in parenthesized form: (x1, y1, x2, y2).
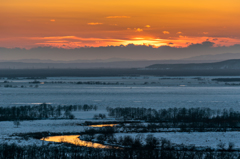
(1, 0, 240, 48)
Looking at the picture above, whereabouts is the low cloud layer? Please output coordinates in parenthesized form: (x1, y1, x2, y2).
(0, 41, 240, 61)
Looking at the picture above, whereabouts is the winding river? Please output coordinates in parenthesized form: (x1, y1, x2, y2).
(40, 124, 118, 149)
(41, 135, 110, 148)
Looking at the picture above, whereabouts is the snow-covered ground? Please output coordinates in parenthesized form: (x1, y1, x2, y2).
(2, 117, 240, 149)
(115, 132, 240, 149)
(0, 110, 104, 146)
(0, 119, 84, 146)
(1, 113, 240, 149)
(1, 76, 240, 109)
(1, 76, 240, 149)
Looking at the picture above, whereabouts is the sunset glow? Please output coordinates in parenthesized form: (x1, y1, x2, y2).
(1, 0, 240, 48)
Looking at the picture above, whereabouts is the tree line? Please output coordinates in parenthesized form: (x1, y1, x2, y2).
(41, 81, 125, 85)
(76, 81, 124, 85)
(0, 142, 239, 159)
(107, 107, 240, 130)
(0, 103, 97, 121)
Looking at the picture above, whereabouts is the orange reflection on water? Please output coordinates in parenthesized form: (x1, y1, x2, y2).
(41, 135, 110, 149)
(89, 124, 118, 127)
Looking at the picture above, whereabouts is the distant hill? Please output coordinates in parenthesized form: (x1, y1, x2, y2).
(184, 53, 240, 61)
(146, 59, 240, 70)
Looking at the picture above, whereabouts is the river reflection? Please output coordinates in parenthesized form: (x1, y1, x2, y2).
(89, 124, 118, 127)
(41, 135, 110, 149)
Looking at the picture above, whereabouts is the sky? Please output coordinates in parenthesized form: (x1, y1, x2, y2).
(1, 0, 240, 50)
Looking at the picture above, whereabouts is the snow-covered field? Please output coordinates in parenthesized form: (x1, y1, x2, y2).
(1, 76, 240, 149)
(2, 117, 240, 149)
(115, 132, 240, 149)
(0, 119, 84, 146)
(1, 76, 240, 109)
(0, 110, 104, 146)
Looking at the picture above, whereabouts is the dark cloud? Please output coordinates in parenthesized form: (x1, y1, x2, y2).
(188, 41, 214, 49)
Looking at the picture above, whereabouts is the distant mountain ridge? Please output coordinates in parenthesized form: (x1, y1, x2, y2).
(1, 59, 240, 70)
(0, 60, 219, 69)
(146, 59, 240, 70)
(184, 53, 240, 61)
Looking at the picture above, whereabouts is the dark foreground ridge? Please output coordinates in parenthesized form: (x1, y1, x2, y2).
(1, 68, 240, 77)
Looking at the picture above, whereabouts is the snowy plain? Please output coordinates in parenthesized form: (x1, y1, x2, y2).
(1, 76, 240, 149)
(1, 76, 240, 109)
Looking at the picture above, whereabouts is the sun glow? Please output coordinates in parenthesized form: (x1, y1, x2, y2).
(10, 35, 236, 49)
(1, 0, 240, 48)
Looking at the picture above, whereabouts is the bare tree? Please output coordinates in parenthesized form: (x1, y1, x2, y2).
(13, 119, 20, 128)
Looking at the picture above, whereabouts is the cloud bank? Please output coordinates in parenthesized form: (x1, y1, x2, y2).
(0, 41, 240, 61)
